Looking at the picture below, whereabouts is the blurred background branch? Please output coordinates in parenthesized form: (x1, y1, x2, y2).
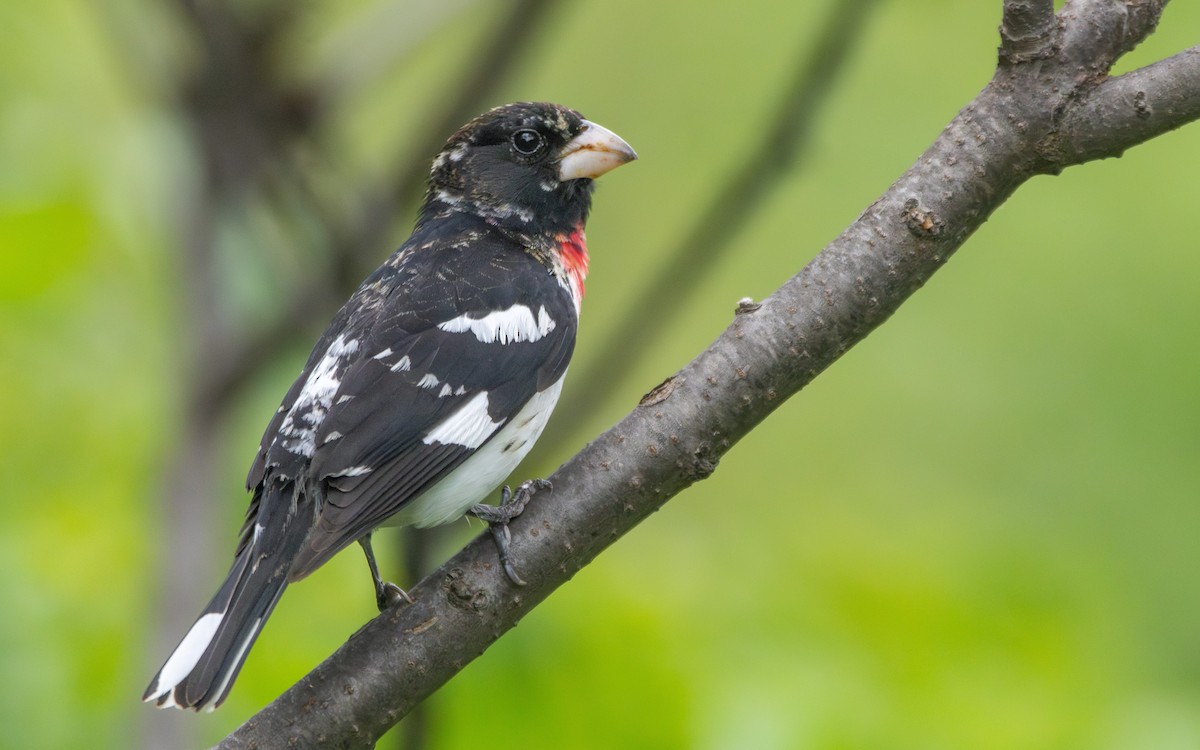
(145, 0, 567, 746)
(537, 0, 879, 452)
(192, 0, 565, 408)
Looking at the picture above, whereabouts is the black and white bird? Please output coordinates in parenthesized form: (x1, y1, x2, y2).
(144, 102, 636, 711)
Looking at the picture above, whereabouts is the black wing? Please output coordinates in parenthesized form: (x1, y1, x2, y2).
(246, 220, 576, 578)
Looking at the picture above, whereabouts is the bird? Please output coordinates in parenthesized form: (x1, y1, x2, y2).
(144, 102, 636, 711)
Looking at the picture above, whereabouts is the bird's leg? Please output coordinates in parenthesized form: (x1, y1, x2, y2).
(359, 533, 412, 611)
(469, 478, 552, 587)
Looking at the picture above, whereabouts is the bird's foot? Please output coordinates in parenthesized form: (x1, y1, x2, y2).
(376, 580, 413, 612)
(360, 533, 414, 612)
(469, 478, 552, 587)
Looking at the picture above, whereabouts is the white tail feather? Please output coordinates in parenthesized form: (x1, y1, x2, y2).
(144, 612, 224, 707)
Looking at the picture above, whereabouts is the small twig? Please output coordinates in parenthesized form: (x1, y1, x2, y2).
(1056, 45, 1200, 163)
(999, 0, 1058, 63)
(1058, 0, 1169, 72)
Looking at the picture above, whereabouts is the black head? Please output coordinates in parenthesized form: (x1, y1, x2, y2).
(421, 102, 636, 233)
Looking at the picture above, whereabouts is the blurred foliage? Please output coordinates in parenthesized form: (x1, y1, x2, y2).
(2, 0, 1199, 748)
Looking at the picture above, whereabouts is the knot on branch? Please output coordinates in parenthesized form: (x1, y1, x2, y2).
(901, 198, 945, 238)
(443, 568, 489, 612)
(1133, 90, 1153, 119)
(680, 441, 718, 481)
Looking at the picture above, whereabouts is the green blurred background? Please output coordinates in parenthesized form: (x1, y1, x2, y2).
(2, 1, 1198, 748)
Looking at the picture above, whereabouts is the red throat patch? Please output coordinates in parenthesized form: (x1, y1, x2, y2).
(556, 226, 589, 310)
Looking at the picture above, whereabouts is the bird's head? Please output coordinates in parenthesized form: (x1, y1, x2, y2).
(422, 102, 636, 232)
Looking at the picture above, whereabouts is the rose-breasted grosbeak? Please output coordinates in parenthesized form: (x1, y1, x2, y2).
(145, 102, 636, 711)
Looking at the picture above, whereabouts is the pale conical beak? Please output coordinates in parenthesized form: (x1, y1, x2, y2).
(557, 120, 638, 181)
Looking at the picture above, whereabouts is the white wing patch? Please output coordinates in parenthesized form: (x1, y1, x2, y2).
(397, 376, 566, 528)
(280, 334, 359, 457)
(437, 304, 556, 344)
(422, 391, 502, 449)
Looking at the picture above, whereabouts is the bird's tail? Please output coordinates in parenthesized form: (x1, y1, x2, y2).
(143, 484, 312, 711)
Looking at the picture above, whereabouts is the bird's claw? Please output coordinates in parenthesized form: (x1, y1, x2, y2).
(377, 581, 413, 611)
(469, 478, 552, 586)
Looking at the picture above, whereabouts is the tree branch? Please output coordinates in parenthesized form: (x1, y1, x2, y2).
(216, 3, 1199, 748)
(1057, 45, 1200, 163)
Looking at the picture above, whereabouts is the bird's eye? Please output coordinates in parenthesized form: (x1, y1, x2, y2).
(511, 129, 545, 156)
